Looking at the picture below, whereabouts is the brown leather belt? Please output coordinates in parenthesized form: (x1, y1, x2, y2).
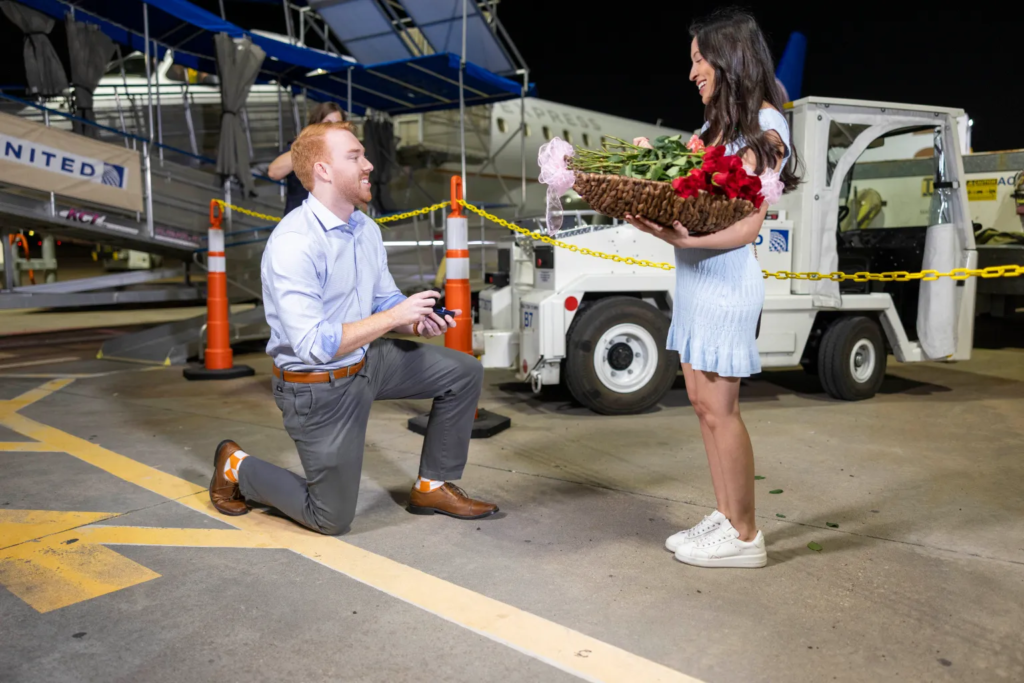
(273, 359, 365, 384)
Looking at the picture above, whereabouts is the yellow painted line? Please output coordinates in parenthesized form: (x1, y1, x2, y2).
(0, 538, 159, 613)
(237, 512, 701, 683)
(0, 378, 75, 417)
(0, 373, 98, 379)
(0, 441, 56, 451)
(0, 380, 704, 683)
(76, 525, 275, 549)
(0, 509, 158, 613)
(1, 411, 205, 501)
(0, 509, 117, 548)
(0, 367, 168, 380)
(0, 508, 271, 613)
(0, 356, 80, 370)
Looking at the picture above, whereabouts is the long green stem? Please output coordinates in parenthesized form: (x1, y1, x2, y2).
(567, 136, 706, 182)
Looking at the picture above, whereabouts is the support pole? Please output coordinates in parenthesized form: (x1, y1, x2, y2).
(282, 0, 294, 44)
(43, 110, 54, 216)
(183, 86, 199, 161)
(520, 69, 528, 215)
(413, 215, 425, 284)
(143, 4, 155, 145)
(223, 179, 232, 233)
(143, 3, 155, 237)
(114, 91, 128, 145)
(458, 0, 467, 196)
(278, 84, 286, 201)
(347, 67, 353, 119)
(184, 201, 254, 381)
(41, 235, 56, 283)
(277, 86, 285, 153)
(1, 229, 15, 291)
(155, 48, 163, 163)
(429, 209, 439, 273)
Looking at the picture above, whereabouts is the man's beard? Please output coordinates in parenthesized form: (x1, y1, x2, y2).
(340, 176, 372, 206)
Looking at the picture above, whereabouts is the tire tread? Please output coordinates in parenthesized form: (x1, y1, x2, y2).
(817, 316, 886, 401)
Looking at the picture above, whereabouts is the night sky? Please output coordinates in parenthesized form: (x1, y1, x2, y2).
(498, 6, 1021, 153)
(1, 3, 1017, 152)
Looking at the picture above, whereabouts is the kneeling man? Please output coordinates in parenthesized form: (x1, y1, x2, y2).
(209, 120, 497, 534)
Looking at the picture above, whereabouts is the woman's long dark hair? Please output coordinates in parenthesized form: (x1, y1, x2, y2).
(691, 10, 800, 192)
(307, 101, 346, 126)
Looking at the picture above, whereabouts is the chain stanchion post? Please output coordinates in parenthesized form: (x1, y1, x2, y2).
(183, 201, 255, 381)
(408, 179, 511, 439)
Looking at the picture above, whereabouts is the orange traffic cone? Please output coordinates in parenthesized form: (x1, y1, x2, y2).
(408, 177, 510, 438)
(183, 201, 255, 380)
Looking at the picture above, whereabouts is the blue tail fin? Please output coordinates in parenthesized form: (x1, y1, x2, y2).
(775, 32, 806, 102)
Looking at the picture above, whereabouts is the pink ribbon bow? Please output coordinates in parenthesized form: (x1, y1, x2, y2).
(537, 138, 576, 235)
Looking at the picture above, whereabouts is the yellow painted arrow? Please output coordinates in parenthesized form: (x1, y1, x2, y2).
(0, 510, 159, 613)
(0, 509, 269, 613)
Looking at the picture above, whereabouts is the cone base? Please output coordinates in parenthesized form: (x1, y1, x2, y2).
(407, 407, 511, 439)
(183, 364, 255, 381)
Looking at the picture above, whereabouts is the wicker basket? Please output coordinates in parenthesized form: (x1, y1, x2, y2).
(572, 172, 756, 235)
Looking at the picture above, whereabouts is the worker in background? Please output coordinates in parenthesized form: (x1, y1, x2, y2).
(209, 120, 499, 534)
(268, 102, 346, 216)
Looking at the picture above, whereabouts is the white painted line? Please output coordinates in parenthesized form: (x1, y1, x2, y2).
(0, 357, 80, 370)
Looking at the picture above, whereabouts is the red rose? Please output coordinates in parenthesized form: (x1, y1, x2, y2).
(672, 169, 709, 198)
(737, 173, 762, 200)
(711, 166, 747, 198)
(703, 146, 725, 162)
(703, 151, 743, 176)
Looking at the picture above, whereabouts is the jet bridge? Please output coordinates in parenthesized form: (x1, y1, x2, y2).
(0, 94, 281, 313)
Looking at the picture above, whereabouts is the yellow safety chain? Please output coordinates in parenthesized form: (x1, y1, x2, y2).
(761, 266, 1024, 282)
(212, 198, 1024, 282)
(459, 202, 1024, 282)
(376, 201, 452, 223)
(458, 200, 676, 271)
(212, 199, 283, 224)
(211, 199, 451, 225)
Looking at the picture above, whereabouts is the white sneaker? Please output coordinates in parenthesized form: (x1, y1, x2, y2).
(673, 521, 767, 568)
(664, 510, 727, 553)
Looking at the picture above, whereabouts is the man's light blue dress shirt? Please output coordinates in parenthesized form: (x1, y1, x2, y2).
(261, 194, 406, 371)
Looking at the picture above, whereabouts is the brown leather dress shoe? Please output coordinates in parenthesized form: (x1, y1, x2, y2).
(210, 440, 249, 516)
(408, 482, 499, 520)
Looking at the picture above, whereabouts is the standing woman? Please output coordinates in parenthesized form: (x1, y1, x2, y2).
(268, 102, 346, 215)
(626, 10, 800, 568)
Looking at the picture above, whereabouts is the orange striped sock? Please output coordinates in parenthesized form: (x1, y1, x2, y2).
(223, 450, 250, 484)
(416, 477, 444, 492)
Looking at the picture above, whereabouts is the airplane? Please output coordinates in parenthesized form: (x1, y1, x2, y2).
(88, 29, 813, 221)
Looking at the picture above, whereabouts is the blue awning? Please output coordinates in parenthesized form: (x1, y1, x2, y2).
(312, 0, 413, 66)
(16, 0, 354, 86)
(402, 0, 516, 76)
(301, 52, 535, 117)
(15, 0, 534, 115)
